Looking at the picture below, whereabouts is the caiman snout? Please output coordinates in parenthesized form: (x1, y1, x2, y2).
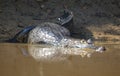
(96, 46, 106, 52)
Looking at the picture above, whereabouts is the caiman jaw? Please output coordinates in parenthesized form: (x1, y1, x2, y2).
(62, 39, 91, 48)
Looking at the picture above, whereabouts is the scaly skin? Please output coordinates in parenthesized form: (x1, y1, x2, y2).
(28, 22, 105, 52)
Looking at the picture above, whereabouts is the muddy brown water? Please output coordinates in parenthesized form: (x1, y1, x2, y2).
(0, 42, 120, 76)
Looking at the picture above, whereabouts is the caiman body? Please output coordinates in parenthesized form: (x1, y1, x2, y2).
(7, 10, 105, 52)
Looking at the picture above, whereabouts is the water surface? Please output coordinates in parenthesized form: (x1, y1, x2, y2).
(0, 42, 120, 76)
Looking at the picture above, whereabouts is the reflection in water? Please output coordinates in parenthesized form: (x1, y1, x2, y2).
(21, 44, 105, 76)
(22, 44, 104, 61)
(0, 43, 120, 76)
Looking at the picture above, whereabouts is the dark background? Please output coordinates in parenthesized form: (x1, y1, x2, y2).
(0, 0, 120, 42)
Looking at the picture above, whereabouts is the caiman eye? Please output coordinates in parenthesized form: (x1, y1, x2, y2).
(80, 39, 86, 43)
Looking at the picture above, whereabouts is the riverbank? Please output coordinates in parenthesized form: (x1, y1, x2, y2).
(0, 0, 120, 42)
